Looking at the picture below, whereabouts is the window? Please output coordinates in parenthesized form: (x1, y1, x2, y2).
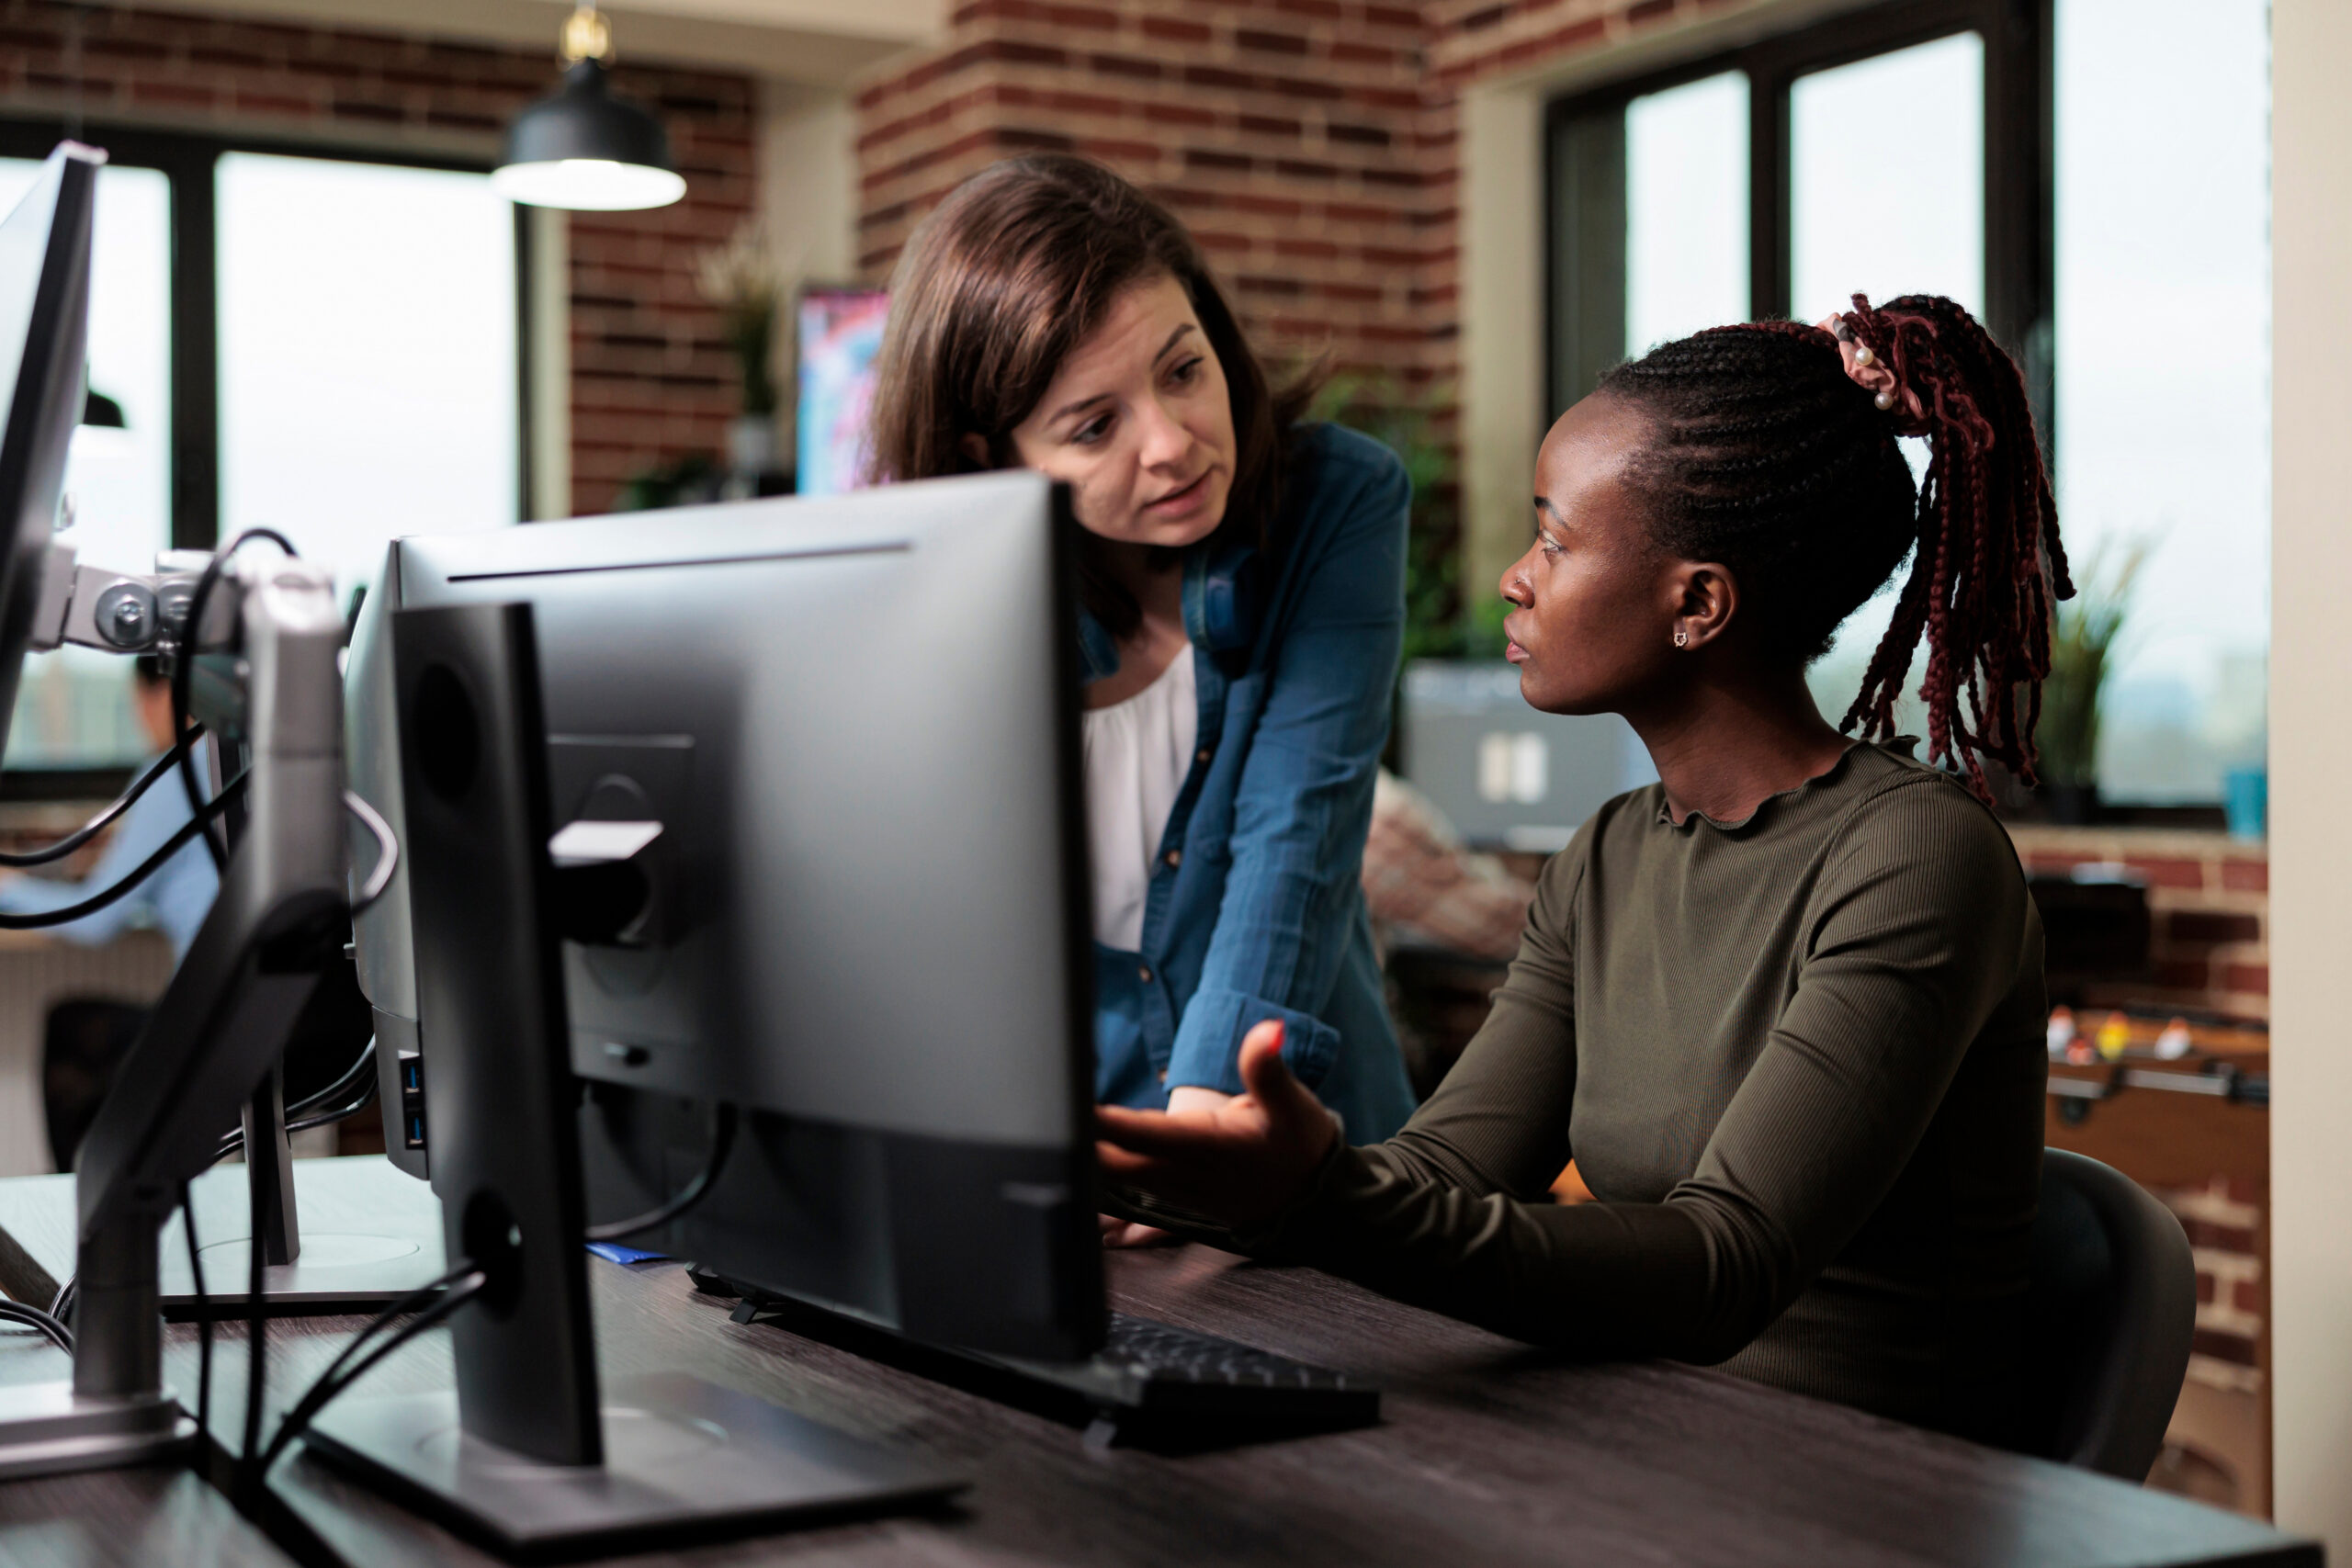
(2053, 0, 2269, 802)
(1543, 0, 2276, 807)
(218, 153, 518, 602)
(0, 123, 526, 782)
(0, 158, 172, 772)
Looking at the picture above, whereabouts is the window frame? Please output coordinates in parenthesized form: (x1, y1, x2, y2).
(1542, 0, 2053, 430)
(0, 116, 537, 553)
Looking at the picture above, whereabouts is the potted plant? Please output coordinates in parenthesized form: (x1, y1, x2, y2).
(695, 221, 791, 484)
(2036, 544, 2142, 825)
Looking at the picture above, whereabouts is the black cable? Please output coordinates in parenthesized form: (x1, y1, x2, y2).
(216, 1038, 377, 1164)
(173, 527, 297, 871)
(584, 1102, 738, 1244)
(0, 770, 248, 930)
(180, 1179, 210, 1440)
(237, 1138, 268, 1510)
(255, 1265, 484, 1476)
(0, 727, 206, 868)
(0, 1300, 74, 1354)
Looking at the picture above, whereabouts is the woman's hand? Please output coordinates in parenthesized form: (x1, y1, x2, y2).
(1095, 1021, 1339, 1234)
(1097, 1214, 1177, 1248)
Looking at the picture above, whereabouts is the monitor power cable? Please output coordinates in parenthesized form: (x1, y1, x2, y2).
(213, 1037, 378, 1166)
(583, 1101, 738, 1245)
(0, 769, 248, 931)
(246, 1258, 486, 1485)
(0, 1298, 74, 1355)
(0, 724, 209, 868)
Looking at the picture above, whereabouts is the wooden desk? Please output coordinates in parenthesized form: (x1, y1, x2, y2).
(0, 1323, 296, 1566)
(130, 1247, 2316, 1568)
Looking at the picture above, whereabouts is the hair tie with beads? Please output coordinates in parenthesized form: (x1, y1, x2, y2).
(1819, 310, 1928, 424)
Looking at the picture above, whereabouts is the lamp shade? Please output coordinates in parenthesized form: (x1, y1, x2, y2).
(493, 59, 685, 211)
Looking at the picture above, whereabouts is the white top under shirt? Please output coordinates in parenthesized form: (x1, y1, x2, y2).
(1080, 646, 1198, 952)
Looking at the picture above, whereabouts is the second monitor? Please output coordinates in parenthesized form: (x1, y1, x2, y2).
(346, 471, 1105, 1361)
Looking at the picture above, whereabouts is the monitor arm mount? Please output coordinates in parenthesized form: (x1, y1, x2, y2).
(0, 538, 353, 1479)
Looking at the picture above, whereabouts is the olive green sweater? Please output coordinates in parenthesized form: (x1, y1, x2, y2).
(1131, 742, 2049, 1442)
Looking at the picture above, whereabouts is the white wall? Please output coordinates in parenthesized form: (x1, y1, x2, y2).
(757, 84, 861, 462)
(2267, 0, 2352, 1549)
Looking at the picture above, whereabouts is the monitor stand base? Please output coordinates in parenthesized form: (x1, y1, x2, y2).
(156, 1156, 448, 1319)
(302, 1371, 964, 1557)
(0, 1382, 192, 1480)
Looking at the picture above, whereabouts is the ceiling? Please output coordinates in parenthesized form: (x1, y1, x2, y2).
(166, 0, 946, 85)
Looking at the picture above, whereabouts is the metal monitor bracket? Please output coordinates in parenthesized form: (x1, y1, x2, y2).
(0, 540, 351, 1478)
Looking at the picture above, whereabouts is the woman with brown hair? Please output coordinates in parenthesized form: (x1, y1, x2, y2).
(1098, 297, 2067, 1445)
(867, 154, 1419, 1156)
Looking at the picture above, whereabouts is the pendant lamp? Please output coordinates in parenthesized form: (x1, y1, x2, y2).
(492, 3, 686, 212)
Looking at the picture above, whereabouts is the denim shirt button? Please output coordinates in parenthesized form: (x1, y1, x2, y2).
(1196, 748, 1213, 765)
(1163, 849, 1182, 869)
(1137, 964, 1153, 984)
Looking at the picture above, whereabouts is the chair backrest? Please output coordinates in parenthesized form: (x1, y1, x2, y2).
(2018, 1147, 2198, 1479)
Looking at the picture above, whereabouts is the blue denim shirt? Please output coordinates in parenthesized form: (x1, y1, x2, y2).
(1086, 423, 1417, 1142)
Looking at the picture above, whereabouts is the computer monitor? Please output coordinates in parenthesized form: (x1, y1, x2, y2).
(345, 471, 1103, 1361)
(0, 142, 100, 757)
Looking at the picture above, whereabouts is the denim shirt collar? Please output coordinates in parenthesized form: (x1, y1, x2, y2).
(1074, 539, 1264, 686)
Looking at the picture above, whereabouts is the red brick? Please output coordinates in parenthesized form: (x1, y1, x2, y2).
(1080, 138, 1164, 164)
(130, 80, 219, 110)
(2154, 959, 2211, 991)
(233, 90, 317, 117)
(1142, 16, 1212, 43)
(1092, 52, 1165, 80)
(1268, 74, 1345, 102)
(1240, 113, 1305, 139)
(1235, 28, 1311, 55)
(2123, 858, 2207, 891)
(2222, 859, 2268, 893)
(2165, 911, 2262, 946)
(2223, 964, 2271, 996)
(1144, 102, 1216, 128)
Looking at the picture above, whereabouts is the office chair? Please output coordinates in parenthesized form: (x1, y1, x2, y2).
(2018, 1147, 2199, 1480)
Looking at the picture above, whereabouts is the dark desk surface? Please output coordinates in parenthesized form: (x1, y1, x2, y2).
(0, 1160, 2324, 1568)
(113, 1245, 2311, 1568)
(0, 1329, 296, 1567)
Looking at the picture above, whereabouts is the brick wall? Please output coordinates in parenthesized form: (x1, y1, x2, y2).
(2007, 827, 2269, 1021)
(854, 0, 1459, 396)
(0, 0, 756, 516)
(851, 0, 1755, 393)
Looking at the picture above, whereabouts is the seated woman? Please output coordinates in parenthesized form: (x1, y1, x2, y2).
(866, 155, 1418, 1145)
(1097, 299, 2067, 1447)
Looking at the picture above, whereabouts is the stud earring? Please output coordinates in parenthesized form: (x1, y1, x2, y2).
(1673, 629, 1690, 649)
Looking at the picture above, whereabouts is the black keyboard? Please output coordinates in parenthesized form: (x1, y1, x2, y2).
(973, 1311, 1379, 1428)
(691, 1264, 1378, 1436)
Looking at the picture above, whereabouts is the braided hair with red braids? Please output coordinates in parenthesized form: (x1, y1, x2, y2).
(1597, 294, 2071, 800)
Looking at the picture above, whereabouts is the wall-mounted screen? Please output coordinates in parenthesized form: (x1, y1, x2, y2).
(796, 288, 888, 498)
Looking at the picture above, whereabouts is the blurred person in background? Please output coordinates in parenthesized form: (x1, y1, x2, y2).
(0, 658, 217, 1166)
(0, 656, 217, 956)
(868, 155, 1419, 1208)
